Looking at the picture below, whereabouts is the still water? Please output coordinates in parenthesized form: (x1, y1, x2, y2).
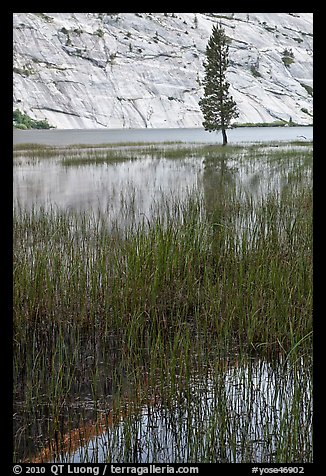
(13, 126, 313, 146)
(40, 358, 312, 463)
(13, 141, 312, 231)
(13, 154, 201, 228)
(13, 131, 313, 464)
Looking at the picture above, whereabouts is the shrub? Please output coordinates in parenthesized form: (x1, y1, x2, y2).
(95, 28, 104, 38)
(300, 83, 313, 97)
(282, 56, 295, 67)
(281, 48, 295, 67)
(250, 64, 262, 78)
(282, 48, 294, 58)
(13, 109, 54, 129)
(301, 107, 312, 117)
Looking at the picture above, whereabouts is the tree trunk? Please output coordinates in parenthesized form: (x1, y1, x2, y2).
(222, 128, 228, 146)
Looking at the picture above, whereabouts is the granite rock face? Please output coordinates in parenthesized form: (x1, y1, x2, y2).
(13, 13, 313, 129)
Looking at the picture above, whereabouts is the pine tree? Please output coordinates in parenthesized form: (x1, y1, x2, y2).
(199, 23, 238, 145)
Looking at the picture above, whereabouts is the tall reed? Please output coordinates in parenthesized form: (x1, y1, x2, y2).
(13, 142, 312, 463)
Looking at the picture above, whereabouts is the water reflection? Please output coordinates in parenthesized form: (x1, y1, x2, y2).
(13, 155, 203, 229)
(47, 358, 312, 463)
(202, 150, 237, 226)
(14, 143, 313, 464)
(13, 144, 312, 232)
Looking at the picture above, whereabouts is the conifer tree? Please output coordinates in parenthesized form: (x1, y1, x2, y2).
(199, 23, 238, 145)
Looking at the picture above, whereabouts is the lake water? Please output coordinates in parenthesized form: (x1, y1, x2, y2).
(13, 133, 313, 464)
(13, 126, 313, 146)
(13, 140, 312, 234)
(37, 357, 312, 464)
(13, 154, 202, 226)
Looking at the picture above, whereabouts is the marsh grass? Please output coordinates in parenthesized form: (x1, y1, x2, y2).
(42, 355, 312, 464)
(13, 142, 312, 463)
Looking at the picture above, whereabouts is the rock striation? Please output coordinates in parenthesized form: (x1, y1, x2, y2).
(13, 13, 313, 129)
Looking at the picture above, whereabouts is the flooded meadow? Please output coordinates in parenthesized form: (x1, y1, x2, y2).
(13, 137, 313, 463)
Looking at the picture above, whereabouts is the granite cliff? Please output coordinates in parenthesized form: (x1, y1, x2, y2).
(13, 13, 313, 129)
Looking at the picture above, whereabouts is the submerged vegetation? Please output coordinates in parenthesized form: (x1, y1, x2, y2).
(13, 141, 313, 463)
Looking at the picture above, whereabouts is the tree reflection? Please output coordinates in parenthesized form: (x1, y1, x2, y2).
(201, 150, 238, 227)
